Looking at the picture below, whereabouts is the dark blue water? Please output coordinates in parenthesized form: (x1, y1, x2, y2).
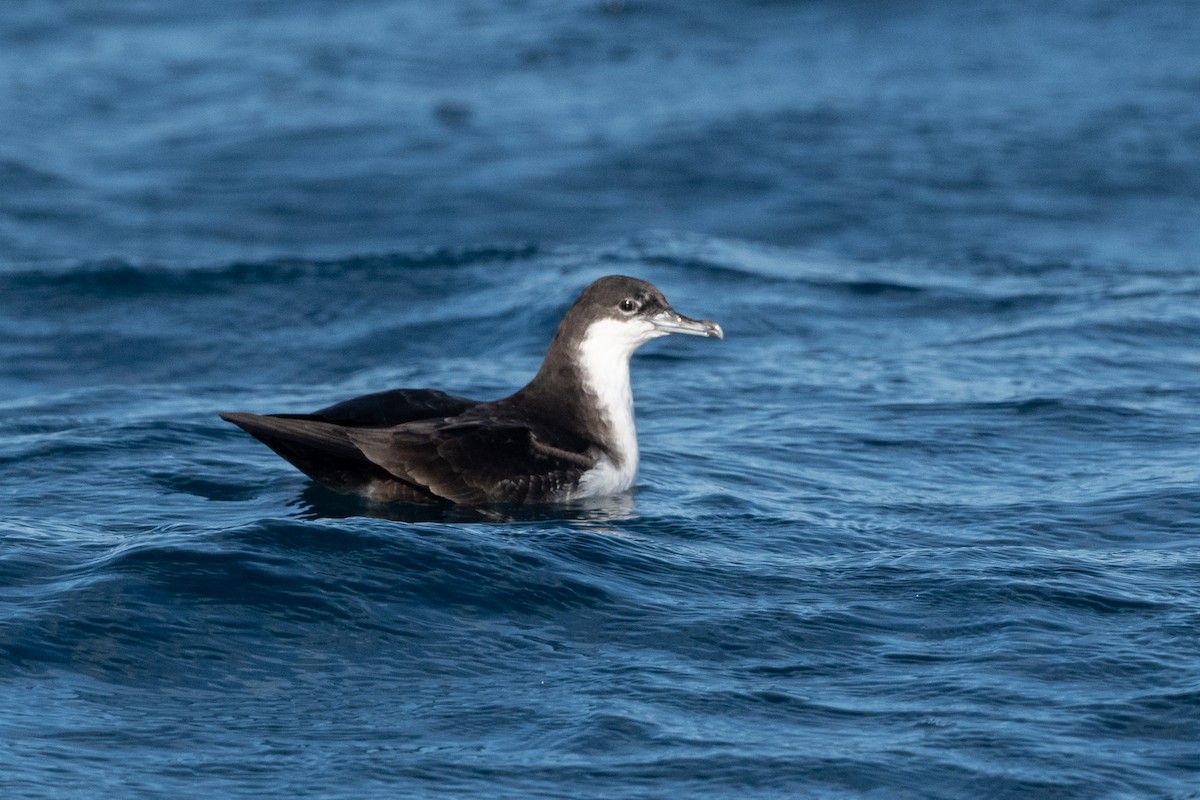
(3, 2, 1200, 798)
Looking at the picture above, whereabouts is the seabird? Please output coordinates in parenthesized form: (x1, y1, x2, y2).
(220, 275, 722, 505)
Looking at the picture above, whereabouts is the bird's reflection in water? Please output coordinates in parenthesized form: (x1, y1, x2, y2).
(291, 484, 638, 526)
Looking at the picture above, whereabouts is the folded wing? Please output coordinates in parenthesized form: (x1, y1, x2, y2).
(348, 419, 596, 505)
(219, 389, 482, 502)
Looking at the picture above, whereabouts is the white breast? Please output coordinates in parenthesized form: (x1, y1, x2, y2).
(572, 318, 648, 498)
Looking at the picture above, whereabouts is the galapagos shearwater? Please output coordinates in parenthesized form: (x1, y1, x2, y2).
(220, 275, 722, 505)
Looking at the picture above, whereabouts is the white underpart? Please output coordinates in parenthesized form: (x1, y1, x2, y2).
(573, 317, 667, 498)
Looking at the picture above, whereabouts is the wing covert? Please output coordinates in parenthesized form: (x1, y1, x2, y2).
(347, 419, 595, 505)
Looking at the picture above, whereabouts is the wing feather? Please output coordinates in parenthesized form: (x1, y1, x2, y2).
(218, 412, 436, 499)
(347, 419, 596, 505)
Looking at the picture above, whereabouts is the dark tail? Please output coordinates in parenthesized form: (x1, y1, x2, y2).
(219, 411, 393, 493)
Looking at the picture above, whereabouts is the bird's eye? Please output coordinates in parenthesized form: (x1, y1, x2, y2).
(619, 298, 639, 313)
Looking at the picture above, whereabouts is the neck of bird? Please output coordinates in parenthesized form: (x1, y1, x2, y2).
(514, 322, 639, 469)
(575, 325, 638, 471)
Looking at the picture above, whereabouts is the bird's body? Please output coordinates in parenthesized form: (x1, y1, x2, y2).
(221, 276, 722, 506)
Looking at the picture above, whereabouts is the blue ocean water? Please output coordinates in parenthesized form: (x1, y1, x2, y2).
(3, 2, 1200, 798)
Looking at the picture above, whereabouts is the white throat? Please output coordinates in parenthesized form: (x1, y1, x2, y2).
(573, 318, 660, 497)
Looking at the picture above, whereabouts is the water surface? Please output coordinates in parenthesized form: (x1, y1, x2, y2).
(2, 2, 1199, 798)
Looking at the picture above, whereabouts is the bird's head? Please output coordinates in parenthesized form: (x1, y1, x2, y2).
(565, 275, 723, 360)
